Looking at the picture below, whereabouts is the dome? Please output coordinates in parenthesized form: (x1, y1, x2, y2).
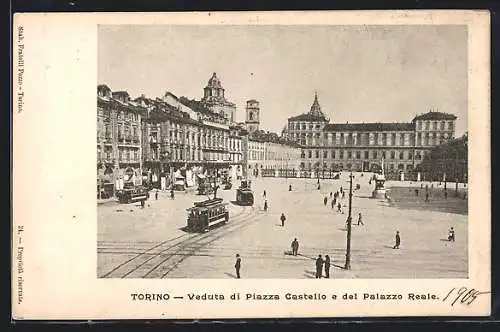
(207, 72, 223, 89)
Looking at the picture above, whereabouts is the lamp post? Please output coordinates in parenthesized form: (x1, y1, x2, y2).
(344, 172, 354, 270)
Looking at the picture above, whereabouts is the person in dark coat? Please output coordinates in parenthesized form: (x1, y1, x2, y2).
(331, 199, 335, 209)
(235, 254, 241, 278)
(155, 190, 159, 200)
(330, 192, 333, 198)
(280, 213, 286, 227)
(170, 189, 175, 199)
(289, 184, 292, 191)
(324, 197, 328, 206)
(324, 255, 331, 278)
(263, 200, 268, 211)
(291, 238, 299, 256)
(263, 190, 267, 198)
(393, 231, 401, 249)
(448, 227, 455, 242)
(140, 200, 145, 208)
(315, 255, 324, 278)
(357, 213, 364, 226)
(337, 202, 342, 212)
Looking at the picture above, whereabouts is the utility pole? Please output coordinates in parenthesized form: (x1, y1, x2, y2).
(344, 172, 354, 270)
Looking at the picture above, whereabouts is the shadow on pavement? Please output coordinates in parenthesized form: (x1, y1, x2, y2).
(332, 263, 345, 270)
(298, 253, 315, 260)
(383, 245, 395, 249)
(224, 272, 237, 279)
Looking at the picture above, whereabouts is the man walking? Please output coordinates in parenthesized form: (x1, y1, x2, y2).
(280, 213, 286, 227)
(337, 202, 342, 213)
(324, 255, 331, 278)
(448, 227, 455, 242)
(331, 199, 335, 209)
(393, 231, 401, 249)
(235, 254, 241, 278)
(324, 197, 328, 206)
(155, 190, 159, 200)
(170, 189, 175, 200)
(289, 184, 292, 191)
(357, 213, 364, 226)
(291, 238, 299, 256)
(315, 255, 324, 278)
(264, 200, 268, 211)
(330, 192, 333, 198)
(263, 190, 267, 198)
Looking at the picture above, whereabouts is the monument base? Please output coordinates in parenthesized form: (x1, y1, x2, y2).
(372, 189, 387, 199)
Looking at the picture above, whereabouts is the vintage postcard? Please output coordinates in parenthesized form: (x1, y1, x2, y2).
(12, 11, 490, 319)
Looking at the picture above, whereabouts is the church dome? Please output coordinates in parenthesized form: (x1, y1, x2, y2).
(207, 72, 223, 89)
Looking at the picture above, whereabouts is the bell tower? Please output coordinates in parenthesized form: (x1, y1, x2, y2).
(245, 100, 260, 133)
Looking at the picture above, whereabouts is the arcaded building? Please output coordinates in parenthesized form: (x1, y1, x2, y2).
(286, 93, 457, 177)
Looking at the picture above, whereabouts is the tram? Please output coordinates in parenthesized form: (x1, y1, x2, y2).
(236, 180, 254, 206)
(117, 186, 150, 204)
(186, 198, 229, 232)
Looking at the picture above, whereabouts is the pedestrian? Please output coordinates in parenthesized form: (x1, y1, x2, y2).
(280, 213, 286, 227)
(264, 200, 268, 211)
(289, 184, 292, 191)
(330, 192, 333, 198)
(393, 231, 401, 249)
(340, 186, 343, 193)
(425, 193, 429, 202)
(315, 255, 324, 278)
(234, 254, 241, 278)
(331, 199, 335, 209)
(170, 189, 175, 199)
(357, 212, 364, 225)
(448, 227, 455, 242)
(141, 200, 145, 209)
(317, 183, 321, 190)
(337, 202, 342, 212)
(291, 238, 299, 256)
(155, 190, 159, 200)
(324, 197, 328, 206)
(342, 191, 346, 199)
(324, 255, 331, 278)
(263, 190, 267, 198)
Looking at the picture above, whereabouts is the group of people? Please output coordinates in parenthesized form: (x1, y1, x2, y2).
(315, 254, 332, 278)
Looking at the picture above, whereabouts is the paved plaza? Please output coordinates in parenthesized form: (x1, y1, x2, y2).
(97, 173, 468, 279)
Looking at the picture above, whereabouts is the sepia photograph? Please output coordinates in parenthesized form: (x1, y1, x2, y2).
(12, 11, 490, 319)
(97, 24, 468, 279)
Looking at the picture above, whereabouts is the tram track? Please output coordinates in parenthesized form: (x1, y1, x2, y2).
(99, 204, 255, 278)
(148, 191, 310, 278)
(99, 187, 309, 278)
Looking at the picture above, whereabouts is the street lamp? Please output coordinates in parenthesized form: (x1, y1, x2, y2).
(344, 172, 354, 270)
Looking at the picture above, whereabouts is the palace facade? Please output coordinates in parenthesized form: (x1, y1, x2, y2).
(286, 93, 457, 178)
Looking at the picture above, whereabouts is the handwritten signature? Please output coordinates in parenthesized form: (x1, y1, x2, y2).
(442, 287, 490, 306)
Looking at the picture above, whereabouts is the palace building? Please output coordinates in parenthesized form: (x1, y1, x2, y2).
(285, 93, 457, 178)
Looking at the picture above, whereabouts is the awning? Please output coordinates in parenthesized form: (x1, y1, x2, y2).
(197, 174, 206, 179)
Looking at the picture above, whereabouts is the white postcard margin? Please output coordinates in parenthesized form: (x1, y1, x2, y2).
(12, 10, 490, 319)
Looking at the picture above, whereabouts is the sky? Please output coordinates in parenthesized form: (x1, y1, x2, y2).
(98, 25, 468, 136)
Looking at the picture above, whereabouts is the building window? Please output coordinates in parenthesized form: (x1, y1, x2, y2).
(323, 150, 328, 158)
(347, 151, 352, 159)
(372, 151, 377, 159)
(302, 124, 306, 130)
(308, 150, 312, 158)
(440, 121, 445, 130)
(399, 152, 404, 160)
(382, 151, 386, 159)
(400, 133, 405, 146)
(316, 124, 320, 129)
(356, 151, 361, 159)
(340, 133, 345, 145)
(340, 150, 344, 159)
(364, 151, 369, 159)
(315, 150, 319, 158)
(301, 151, 305, 158)
(425, 122, 430, 130)
(332, 150, 336, 158)
(390, 151, 395, 159)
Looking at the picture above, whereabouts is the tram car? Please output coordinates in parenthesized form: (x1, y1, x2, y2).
(235, 180, 254, 206)
(117, 186, 150, 204)
(186, 198, 229, 232)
